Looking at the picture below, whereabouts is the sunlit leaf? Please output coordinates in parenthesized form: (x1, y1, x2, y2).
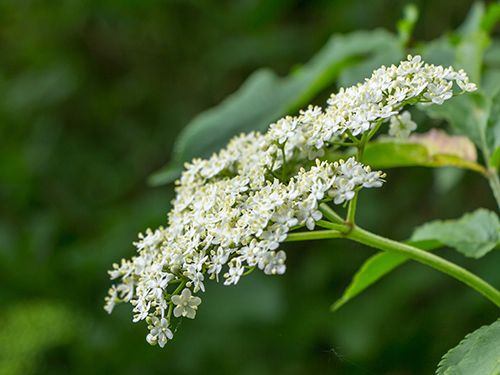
(437, 318, 500, 375)
(410, 209, 500, 258)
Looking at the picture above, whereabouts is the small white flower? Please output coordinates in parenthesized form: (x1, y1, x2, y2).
(223, 259, 244, 285)
(389, 111, 417, 139)
(423, 82, 453, 105)
(329, 177, 356, 205)
(105, 55, 474, 348)
(171, 288, 202, 319)
(148, 317, 173, 348)
(104, 285, 118, 314)
(259, 250, 287, 275)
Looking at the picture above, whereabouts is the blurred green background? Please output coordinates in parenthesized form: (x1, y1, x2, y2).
(2, 0, 499, 374)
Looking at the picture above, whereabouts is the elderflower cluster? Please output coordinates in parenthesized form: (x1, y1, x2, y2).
(105, 55, 475, 347)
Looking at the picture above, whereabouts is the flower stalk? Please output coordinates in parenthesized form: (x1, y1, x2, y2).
(346, 225, 500, 309)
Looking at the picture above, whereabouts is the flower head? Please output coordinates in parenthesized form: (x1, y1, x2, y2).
(105, 55, 475, 347)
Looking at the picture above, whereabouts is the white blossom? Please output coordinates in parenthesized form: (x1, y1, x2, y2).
(105, 55, 475, 347)
(389, 111, 417, 139)
(171, 288, 202, 319)
(147, 317, 173, 348)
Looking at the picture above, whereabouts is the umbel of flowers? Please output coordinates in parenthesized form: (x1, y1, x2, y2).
(104, 55, 476, 347)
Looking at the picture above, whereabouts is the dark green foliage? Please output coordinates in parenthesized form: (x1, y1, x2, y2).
(2, 1, 499, 375)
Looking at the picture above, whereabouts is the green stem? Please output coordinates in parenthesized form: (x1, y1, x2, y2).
(344, 130, 371, 224)
(346, 193, 359, 224)
(365, 118, 384, 143)
(344, 129, 360, 144)
(280, 143, 287, 181)
(316, 220, 349, 232)
(286, 230, 342, 242)
(326, 140, 357, 147)
(171, 279, 187, 297)
(243, 266, 256, 276)
(346, 225, 500, 309)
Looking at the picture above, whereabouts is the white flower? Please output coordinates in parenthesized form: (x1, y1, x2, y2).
(329, 177, 356, 205)
(389, 111, 417, 139)
(171, 288, 202, 319)
(224, 259, 244, 285)
(259, 250, 287, 275)
(117, 279, 135, 302)
(208, 247, 229, 280)
(105, 55, 474, 348)
(147, 317, 173, 348)
(423, 82, 453, 104)
(104, 285, 118, 314)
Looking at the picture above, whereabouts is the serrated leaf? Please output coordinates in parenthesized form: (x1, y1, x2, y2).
(437, 318, 500, 375)
(149, 29, 403, 185)
(331, 239, 441, 312)
(410, 209, 500, 259)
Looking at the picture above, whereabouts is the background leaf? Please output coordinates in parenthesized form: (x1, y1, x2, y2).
(437, 318, 500, 375)
(149, 29, 403, 185)
(417, 2, 500, 169)
(410, 209, 500, 259)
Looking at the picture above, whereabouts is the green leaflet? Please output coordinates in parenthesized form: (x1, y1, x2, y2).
(410, 209, 500, 259)
(331, 240, 441, 312)
(332, 208, 500, 311)
(148, 29, 403, 186)
(437, 318, 500, 375)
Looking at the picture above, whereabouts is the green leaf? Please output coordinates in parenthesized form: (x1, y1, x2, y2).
(437, 318, 500, 375)
(332, 208, 500, 311)
(331, 239, 441, 312)
(410, 209, 500, 259)
(149, 29, 403, 185)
